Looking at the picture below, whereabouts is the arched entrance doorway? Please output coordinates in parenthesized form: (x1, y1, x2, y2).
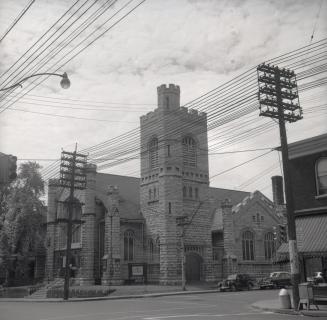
(185, 253, 203, 282)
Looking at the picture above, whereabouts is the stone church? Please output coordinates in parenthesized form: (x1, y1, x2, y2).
(45, 84, 285, 285)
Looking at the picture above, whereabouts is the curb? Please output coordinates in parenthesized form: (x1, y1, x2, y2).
(251, 303, 299, 316)
(0, 289, 219, 303)
(252, 302, 327, 318)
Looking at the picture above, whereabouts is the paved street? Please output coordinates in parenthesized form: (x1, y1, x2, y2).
(0, 290, 313, 320)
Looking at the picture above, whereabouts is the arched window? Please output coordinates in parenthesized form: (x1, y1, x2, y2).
(242, 230, 255, 261)
(149, 138, 159, 169)
(124, 230, 134, 261)
(182, 136, 196, 167)
(316, 158, 327, 195)
(264, 232, 275, 260)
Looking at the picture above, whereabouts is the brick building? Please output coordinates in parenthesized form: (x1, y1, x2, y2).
(45, 84, 284, 285)
(277, 133, 327, 280)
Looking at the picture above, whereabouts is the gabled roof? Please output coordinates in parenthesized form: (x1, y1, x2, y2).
(232, 190, 274, 213)
(210, 190, 277, 232)
(209, 187, 250, 232)
(209, 187, 250, 206)
(95, 173, 141, 220)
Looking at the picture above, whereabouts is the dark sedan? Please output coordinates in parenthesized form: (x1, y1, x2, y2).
(218, 273, 254, 292)
(259, 271, 292, 289)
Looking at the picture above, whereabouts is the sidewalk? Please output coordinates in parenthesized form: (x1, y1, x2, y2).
(252, 298, 327, 318)
(0, 283, 218, 302)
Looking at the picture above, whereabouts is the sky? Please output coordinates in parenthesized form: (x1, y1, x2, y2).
(0, 0, 326, 201)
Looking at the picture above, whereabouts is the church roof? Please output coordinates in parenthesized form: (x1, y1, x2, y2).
(209, 187, 250, 232)
(210, 189, 276, 232)
(209, 187, 250, 206)
(95, 173, 141, 220)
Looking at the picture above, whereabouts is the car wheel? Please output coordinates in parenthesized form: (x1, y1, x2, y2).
(231, 285, 236, 292)
(247, 283, 253, 291)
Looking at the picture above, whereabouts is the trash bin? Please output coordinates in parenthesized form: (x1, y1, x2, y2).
(279, 288, 291, 309)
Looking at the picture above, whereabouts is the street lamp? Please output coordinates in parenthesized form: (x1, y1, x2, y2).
(0, 72, 71, 91)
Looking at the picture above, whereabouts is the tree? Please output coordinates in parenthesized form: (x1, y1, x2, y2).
(0, 162, 46, 285)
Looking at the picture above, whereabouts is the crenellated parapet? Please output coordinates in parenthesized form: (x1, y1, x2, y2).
(140, 104, 207, 125)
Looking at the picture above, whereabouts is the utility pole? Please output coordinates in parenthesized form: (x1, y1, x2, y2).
(257, 63, 302, 309)
(59, 145, 87, 300)
(176, 202, 203, 291)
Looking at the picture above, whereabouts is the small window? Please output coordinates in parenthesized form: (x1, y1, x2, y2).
(264, 232, 275, 260)
(252, 215, 256, 222)
(149, 138, 159, 169)
(261, 216, 264, 221)
(183, 186, 187, 198)
(154, 187, 157, 199)
(168, 202, 172, 214)
(149, 239, 154, 261)
(316, 158, 327, 195)
(182, 136, 196, 167)
(167, 145, 171, 157)
(195, 188, 199, 199)
(72, 225, 81, 244)
(189, 187, 193, 198)
(149, 189, 152, 200)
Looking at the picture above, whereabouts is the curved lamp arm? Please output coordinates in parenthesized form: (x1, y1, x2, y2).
(0, 72, 70, 92)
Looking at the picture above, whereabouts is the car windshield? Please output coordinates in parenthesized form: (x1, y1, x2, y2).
(227, 274, 237, 280)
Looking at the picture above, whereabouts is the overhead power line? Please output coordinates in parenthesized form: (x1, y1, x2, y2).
(40, 39, 327, 179)
(0, 0, 147, 113)
(0, 0, 36, 43)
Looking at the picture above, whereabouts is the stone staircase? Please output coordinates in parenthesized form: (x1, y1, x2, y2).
(27, 278, 65, 299)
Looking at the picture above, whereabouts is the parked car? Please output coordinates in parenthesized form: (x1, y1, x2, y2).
(313, 271, 324, 282)
(259, 271, 291, 289)
(218, 274, 254, 292)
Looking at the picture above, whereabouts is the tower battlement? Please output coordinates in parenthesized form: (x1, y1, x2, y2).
(140, 106, 206, 124)
(157, 83, 180, 110)
(157, 83, 180, 94)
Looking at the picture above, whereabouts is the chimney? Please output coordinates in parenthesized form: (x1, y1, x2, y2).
(271, 175, 284, 205)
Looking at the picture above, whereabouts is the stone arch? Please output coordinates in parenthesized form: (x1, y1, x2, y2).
(185, 252, 203, 282)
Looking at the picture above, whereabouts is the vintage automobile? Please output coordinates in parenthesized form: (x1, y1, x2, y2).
(218, 274, 254, 292)
(259, 271, 292, 289)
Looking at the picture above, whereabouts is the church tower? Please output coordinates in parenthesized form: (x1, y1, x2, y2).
(140, 84, 213, 284)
